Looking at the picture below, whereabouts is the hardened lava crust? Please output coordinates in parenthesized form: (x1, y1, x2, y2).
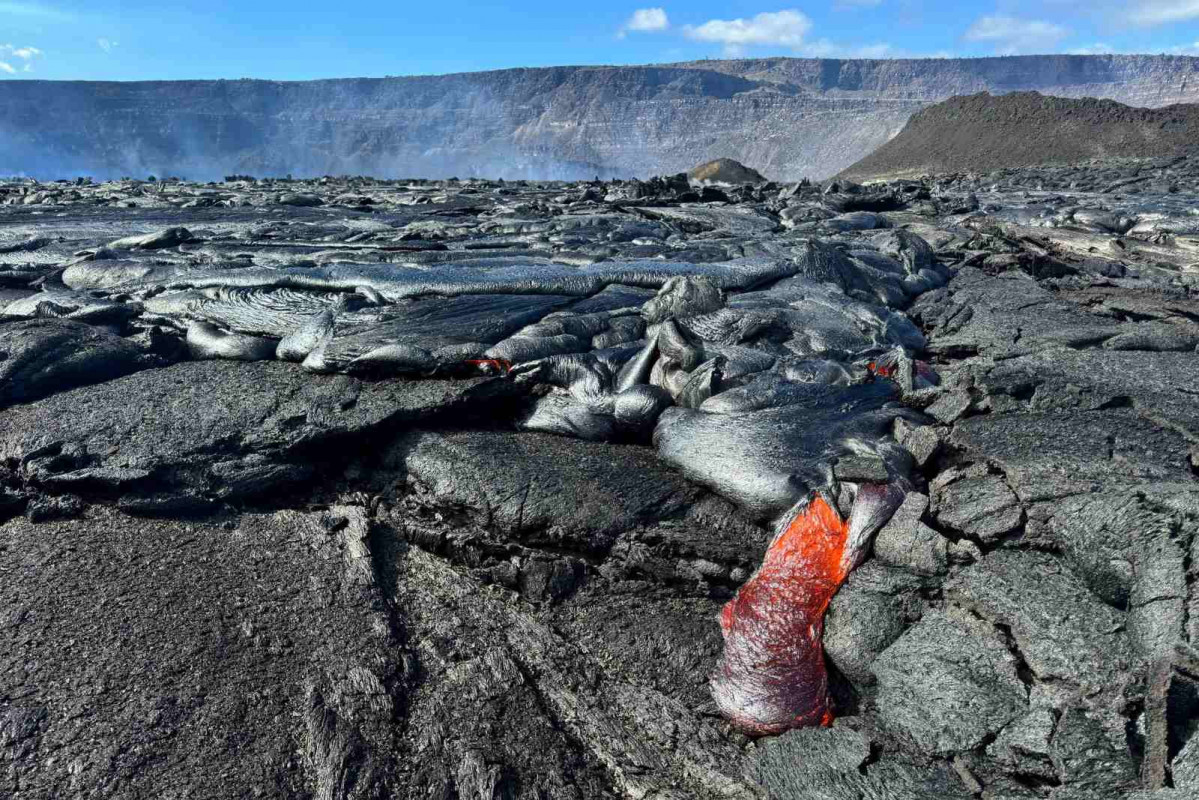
(2, 163, 1199, 799)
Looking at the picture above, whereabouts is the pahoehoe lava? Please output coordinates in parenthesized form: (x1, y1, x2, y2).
(3, 158, 1199, 799)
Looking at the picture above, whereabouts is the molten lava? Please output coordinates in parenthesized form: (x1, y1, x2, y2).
(465, 358, 513, 375)
(710, 492, 864, 735)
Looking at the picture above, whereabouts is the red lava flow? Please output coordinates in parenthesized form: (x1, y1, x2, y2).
(710, 494, 854, 735)
(465, 358, 514, 374)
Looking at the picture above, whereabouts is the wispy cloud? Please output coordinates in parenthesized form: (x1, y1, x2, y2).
(1069, 42, 1117, 55)
(683, 10, 813, 56)
(619, 8, 669, 39)
(1067, 39, 1199, 56)
(0, 43, 43, 74)
(3, 45, 41, 59)
(1124, 1, 1199, 26)
(964, 15, 1070, 55)
(798, 38, 951, 59)
(97, 38, 118, 53)
(0, 2, 73, 21)
(799, 39, 894, 58)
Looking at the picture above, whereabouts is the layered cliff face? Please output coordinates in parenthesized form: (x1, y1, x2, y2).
(2, 54, 1198, 181)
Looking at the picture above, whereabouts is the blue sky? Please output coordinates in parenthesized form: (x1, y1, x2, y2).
(1, 1, 1198, 81)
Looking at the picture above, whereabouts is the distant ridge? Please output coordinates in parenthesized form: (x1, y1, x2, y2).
(2, 54, 1199, 181)
(839, 91, 1199, 181)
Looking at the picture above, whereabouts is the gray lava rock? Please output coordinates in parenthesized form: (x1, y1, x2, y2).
(952, 409, 1193, 502)
(872, 610, 1027, 755)
(653, 380, 906, 520)
(0, 235, 52, 254)
(549, 585, 729, 710)
(276, 309, 335, 362)
(872, 492, 947, 575)
(277, 193, 324, 207)
(0, 505, 400, 799)
(1049, 707, 1138, 796)
(385, 545, 750, 799)
(106, 226, 193, 249)
(0, 361, 519, 504)
(747, 724, 974, 800)
(0, 319, 146, 407)
(1126, 508, 1191, 660)
(747, 724, 870, 796)
(1175, 732, 1199, 791)
(642, 275, 724, 324)
(1046, 491, 1162, 607)
(824, 582, 909, 685)
(894, 417, 943, 468)
(1102, 321, 1199, 352)
(834, 454, 889, 483)
(931, 468, 1023, 543)
(988, 708, 1058, 781)
(25, 493, 85, 522)
(917, 271, 1119, 359)
(946, 550, 1134, 690)
(982, 348, 1199, 445)
(186, 321, 279, 361)
(925, 390, 972, 424)
(389, 428, 701, 553)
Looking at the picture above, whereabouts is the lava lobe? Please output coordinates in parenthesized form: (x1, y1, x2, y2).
(712, 485, 901, 735)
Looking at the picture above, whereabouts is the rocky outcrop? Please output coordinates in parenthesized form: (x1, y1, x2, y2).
(688, 158, 767, 184)
(3, 55, 1199, 181)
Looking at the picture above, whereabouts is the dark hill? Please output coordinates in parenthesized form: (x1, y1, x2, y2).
(840, 91, 1199, 181)
(688, 158, 767, 184)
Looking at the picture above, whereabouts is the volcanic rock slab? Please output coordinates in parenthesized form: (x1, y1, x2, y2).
(0, 360, 518, 511)
(872, 610, 1028, 755)
(0, 505, 401, 798)
(0, 319, 148, 407)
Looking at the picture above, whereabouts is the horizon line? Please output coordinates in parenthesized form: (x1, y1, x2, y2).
(2, 52, 1197, 85)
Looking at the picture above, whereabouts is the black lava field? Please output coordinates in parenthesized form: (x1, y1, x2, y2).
(2, 160, 1199, 799)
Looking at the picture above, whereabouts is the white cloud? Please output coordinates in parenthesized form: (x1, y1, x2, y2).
(97, 38, 118, 52)
(0, 43, 42, 72)
(1125, 1, 1199, 26)
(0, 44, 42, 59)
(684, 10, 813, 56)
(622, 8, 669, 35)
(964, 15, 1070, 55)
